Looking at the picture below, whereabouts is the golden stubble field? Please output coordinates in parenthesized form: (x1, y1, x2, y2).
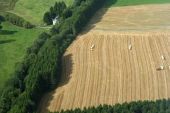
(38, 4, 170, 113)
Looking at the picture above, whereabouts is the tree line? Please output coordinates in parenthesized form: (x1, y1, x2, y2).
(4, 12, 35, 28)
(0, 15, 4, 29)
(0, 0, 106, 113)
(51, 99, 170, 113)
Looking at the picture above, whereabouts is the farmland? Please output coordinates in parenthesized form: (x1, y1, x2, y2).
(90, 4, 170, 32)
(39, 3, 170, 113)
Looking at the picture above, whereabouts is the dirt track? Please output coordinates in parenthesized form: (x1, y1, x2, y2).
(38, 4, 170, 113)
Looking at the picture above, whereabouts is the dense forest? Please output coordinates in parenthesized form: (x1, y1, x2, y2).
(0, 0, 106, 113)
(51, 99, 170, 113)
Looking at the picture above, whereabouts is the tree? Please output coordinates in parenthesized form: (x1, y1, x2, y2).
(73, 0, 86, 6)
(0, 19, 2, 30)
(62, 8, 72, 19)
(43, 1, 67, 25)
(43, 12, 52, 25)
(0, 15, 4, 30)
(50, 7, 56, 19)
(0, 22, 2, 30)
(58, 2, 67, 16)
(54, 2, 66, 17)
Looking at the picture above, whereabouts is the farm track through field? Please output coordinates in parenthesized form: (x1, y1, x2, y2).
(38, 4, 170, 113)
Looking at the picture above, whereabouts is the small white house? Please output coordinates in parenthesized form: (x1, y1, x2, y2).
(52, 16, 59, 25)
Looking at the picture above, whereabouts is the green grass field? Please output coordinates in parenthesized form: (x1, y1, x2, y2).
(10, 0, 73, 25)
(0, 22, 44, 90)
(107, 0, 170, 7)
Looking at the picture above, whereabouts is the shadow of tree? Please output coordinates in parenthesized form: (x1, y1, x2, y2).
(0, 39, 16, 44)
(0, 30, 17, 35)
(38, 54, 73, 113)
(60, 54, 73, 86)
(79, 0, 117, 35)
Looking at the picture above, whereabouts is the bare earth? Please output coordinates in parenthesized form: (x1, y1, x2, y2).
(38, 4, 170, 113)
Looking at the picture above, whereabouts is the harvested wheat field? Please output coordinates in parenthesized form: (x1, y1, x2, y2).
(38, 4, 170, 113)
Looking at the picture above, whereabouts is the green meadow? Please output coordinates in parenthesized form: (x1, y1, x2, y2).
(0, 22, 44, 90)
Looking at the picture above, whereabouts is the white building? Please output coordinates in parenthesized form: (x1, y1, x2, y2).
(52, 16, 59, 25)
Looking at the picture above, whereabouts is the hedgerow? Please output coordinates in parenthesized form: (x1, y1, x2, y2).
(51, 99, 170, 113)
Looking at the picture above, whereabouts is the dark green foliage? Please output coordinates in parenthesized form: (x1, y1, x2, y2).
(0, 15, 4, 29)
(54, 2, 66, 17)
(0, 22, 2, 29)
(0, 87, 20, 113)
(43, 1, 67, 25)
(27, 32, 50, 54)
(51, 100, 170, 113)
(43, 12, 52, 25)
(0, 60, 30, 113)
(0, 15, 6, 22)
(4, 12, 35, 28)
(0, 0, 106, 113)
(73, 0, 86, 6)
(62, 8, 73, 20)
